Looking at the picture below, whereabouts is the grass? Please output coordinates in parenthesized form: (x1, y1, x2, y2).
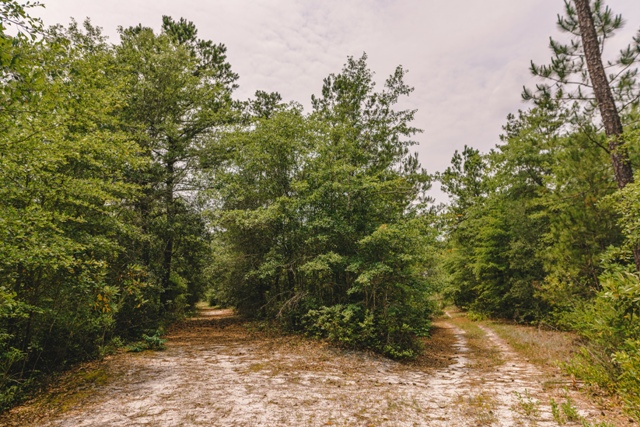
(485, 321, 579, 369)
(471, 316, 630, 426)
(550, 395, 581, 424)
(513, 389, 540, 419)
(550, 394, 617, 427)
(445, 309, 503, 370)
(456, 391, 498, 425)
(79, 368, 109, 386)
(37, 366, 114, 415)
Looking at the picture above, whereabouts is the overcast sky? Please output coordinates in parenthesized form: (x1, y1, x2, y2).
(32, 1, 640, 201)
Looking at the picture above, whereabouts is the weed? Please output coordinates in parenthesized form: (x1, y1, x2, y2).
(449, 314, 502, 369)
(142, 330, 167, 350)
(126, 329, 166, 352)
(125, 342, 147, 353)
(488, 321, 578, 368)
(80, 368, 108, 385)
(457, 392, 497, 425)
(551, 395, 592, 425)
(581, 421, 615, 427)
(561, 396, 580, 422)
(513, 389, 540, 418)
(98, 337, 124, 357)
(550, 398, 565, 424)
(247, 362, 266, 373)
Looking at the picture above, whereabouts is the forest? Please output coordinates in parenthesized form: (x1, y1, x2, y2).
(1, 0, 640, 422)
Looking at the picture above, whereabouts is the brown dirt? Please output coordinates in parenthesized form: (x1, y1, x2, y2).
(0, 308, 632, 426)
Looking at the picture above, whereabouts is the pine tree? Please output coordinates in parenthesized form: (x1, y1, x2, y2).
(524, 0, 640, 269)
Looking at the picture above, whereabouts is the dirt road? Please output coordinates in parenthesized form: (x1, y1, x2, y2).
(0, 308, 629, 426)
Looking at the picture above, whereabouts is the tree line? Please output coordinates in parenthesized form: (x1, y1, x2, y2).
(440, 0, 640, 416)
(0, 0, 440, 408)
(0, 7, 239, 406)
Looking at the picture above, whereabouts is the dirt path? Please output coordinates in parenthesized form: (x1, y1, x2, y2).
(0, 309, 629, 426)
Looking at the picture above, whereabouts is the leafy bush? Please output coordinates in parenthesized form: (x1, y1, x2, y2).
(565, 268, 640, 419)
(126, 330, 167, 352)
(304, 304, 377, 348)
(613, 340, 640, 416)
(304, 302, 429, 359)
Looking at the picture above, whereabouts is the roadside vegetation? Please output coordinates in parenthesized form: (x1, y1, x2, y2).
(439, 2, 640, 417)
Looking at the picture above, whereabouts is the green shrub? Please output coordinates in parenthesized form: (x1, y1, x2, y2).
(126, 330, 166, 353)
(304, 304, 377, 348)
(613, 340, 640, 419)
(303, 302, 427, 359)
(566, 268, 640, 420)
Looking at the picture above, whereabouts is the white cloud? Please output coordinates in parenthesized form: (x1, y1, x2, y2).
(35, 0, 640, 201)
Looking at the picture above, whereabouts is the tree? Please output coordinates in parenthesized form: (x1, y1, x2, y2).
(572, 0, 633, 188)
(440, 105, 623, 320)
(573, 0, 640, 272)
(437, 145, 487, 222)
(524, 1, 640, 119)
(524, 0, 640, 269)
(116, 17, 238, 317)
(0, 0, 42, 38)
(440, 111, 553, 320)
(0, 19, 142, 406)
(205, 55, 438, 358)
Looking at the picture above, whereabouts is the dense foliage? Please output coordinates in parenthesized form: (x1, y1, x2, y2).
(440, 0, 640, 416)
(0, 6, 236, 407)
(204, 55, 438, 358)
(0, 2, 440, 408)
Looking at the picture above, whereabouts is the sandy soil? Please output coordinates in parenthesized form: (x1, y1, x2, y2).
(0, 308, 631, 427)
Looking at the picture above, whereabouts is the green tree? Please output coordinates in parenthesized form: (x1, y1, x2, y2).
(203, 106, 316, 316)
(437, 145, 487, 222)
(440, 131, 549, 320)
(0, 0, 42, 38)
(440, 106, 617, 320)
(205, 55, 437, 357)
(115, 16, 238, 322)
(0, 19, 141, 406)
(524, 0, 640, 268)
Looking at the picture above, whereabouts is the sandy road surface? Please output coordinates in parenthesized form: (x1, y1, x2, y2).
(0, 308, 629, 426)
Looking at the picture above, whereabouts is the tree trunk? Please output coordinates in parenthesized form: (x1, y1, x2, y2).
(574, 0, 634, 188)
(163, 158, 175, 294)
(573, 0, 640, 271)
